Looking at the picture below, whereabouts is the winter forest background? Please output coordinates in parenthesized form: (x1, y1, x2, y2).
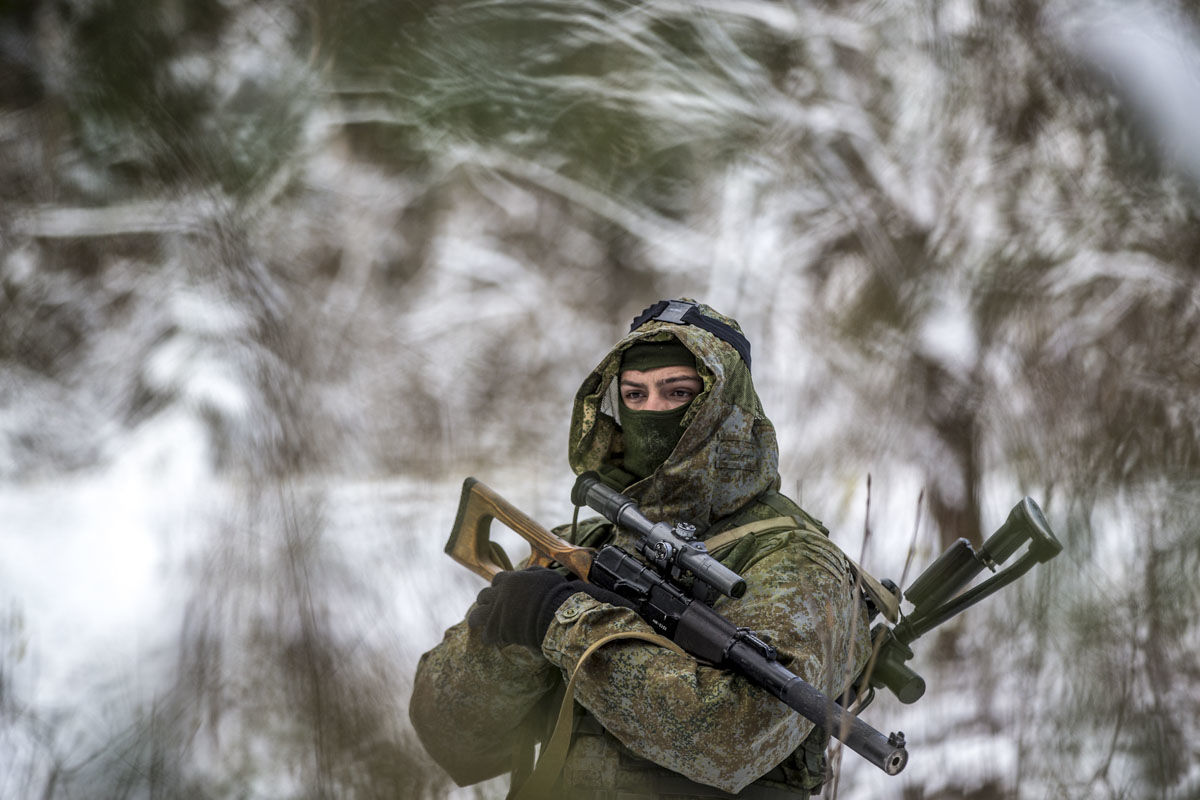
(2, 1, 1199, 798)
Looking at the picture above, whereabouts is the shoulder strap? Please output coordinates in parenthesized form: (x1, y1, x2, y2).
(705, 490, 829, 540)
(703, 516, 800, 554)
(705, 516, 901, 624)
(507, 630, 689, 800)
(847, 560, 901, 623)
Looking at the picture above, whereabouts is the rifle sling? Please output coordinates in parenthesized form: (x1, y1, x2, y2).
(508, 629, 688, 800)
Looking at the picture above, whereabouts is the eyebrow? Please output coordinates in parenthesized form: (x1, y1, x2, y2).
(620, 375, 702, 389)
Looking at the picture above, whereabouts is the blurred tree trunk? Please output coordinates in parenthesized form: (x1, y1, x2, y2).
(919, 355, 983, 549)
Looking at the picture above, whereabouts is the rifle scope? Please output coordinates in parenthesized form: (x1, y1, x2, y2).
(572, 472, 747, 599)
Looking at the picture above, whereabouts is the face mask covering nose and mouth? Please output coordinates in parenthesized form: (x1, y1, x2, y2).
(618, 340, 698, 479)
(619, 402, 691, 478)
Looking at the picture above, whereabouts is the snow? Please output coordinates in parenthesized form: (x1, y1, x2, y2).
(3, 0, 1198, 796)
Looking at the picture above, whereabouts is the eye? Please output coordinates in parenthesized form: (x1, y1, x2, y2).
(668, 381, 701, 401)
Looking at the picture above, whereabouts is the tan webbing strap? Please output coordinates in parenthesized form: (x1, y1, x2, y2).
(705, 516, 901, 624)
(508, 722, 536, 796)
(702, 515, 803, 555)
(847, 559, 901, 623)
(508, 630, 689, 800)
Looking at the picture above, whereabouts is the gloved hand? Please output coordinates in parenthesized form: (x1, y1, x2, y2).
(467, 567, 636, 649)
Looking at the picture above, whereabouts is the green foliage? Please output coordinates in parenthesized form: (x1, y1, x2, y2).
(27, 0, 313, 199)
(315, 0, 779, 216)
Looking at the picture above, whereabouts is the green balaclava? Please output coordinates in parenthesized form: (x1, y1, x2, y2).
(618, 340, 697, 479)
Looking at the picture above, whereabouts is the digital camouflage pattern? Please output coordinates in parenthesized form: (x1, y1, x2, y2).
(570, 303, 779, 532)
(410, 302, 872, 796)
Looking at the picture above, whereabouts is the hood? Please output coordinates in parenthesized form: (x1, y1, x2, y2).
(568, 301, 781, 533)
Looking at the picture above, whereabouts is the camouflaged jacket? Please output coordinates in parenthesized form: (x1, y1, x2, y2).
(410, 303, 872, 796)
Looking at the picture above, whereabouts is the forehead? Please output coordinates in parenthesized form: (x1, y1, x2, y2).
(619, 365, 701, 383)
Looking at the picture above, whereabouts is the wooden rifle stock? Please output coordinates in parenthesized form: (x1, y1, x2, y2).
(446, 477, 597, 582)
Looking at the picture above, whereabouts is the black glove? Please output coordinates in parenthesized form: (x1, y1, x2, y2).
(467, 567, 637, 649)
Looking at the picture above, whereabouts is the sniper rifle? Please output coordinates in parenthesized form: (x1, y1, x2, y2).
(446, 472, 910, 776)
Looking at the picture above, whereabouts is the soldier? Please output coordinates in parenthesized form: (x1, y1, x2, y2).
(410, 300, 871, 798)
